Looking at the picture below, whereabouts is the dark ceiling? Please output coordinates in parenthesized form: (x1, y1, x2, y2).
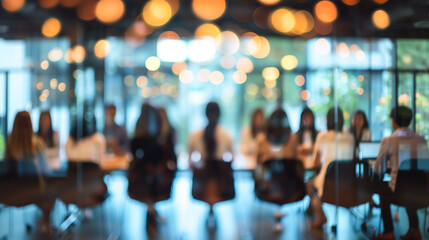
(1, 0, 429, 41)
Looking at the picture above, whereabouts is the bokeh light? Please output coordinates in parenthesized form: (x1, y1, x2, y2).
(217, 31, 240, 55)
(172, 62, 187, 75)
(124, 75, 134, 86)
(233, 71, 247, 84)
(262, 67, 280, 80)
(270, 8, 296, 34)
(198, 68, 211, 82)
(71, 45, 86, 63)
(281, 55, 299, 70)
(41, 18, 62, 38)
(220, 55, 235, 69)
(315, 19, 333, 35)
(292, 10, 315, 34)
(315, 38, 331, 55)
(95, 0, 125, 24)
(143, 0, 172, 27)
(258, 0, 281, 5)
(236, 57, 254, 73)
(301, 90, 311, 100)
(210, 71, 224, 85)
(48, 48, 63, 62)
(314, 1, 338, 23)
(58, 83, 66, 92)
(295, 75, 305, 86)
(41, 60, 49, 70)
(336, 42, 350, 58)
(159, 31, 180, 40)
(37, 82, 44, 90)
(264, 79, 276, 88)
(195, 23, 221, 39)
(2, 0, 25, 12)
(94, 39, 111, 59)
(372, 9, 390, 29)
(166, 0, 179, 15)
(357, 88, 364, 95)
(342, 0, 359, 6)
(179, 70, 193, 83)
(252, 36, 270, 59)
(136, 76, 148, 87)
(38, 0, 59, 9)
(50, 78, 58, 89)
(373, 0, 388, 4)
(192, 0, 226, 21)
(145, 56, 161, 71)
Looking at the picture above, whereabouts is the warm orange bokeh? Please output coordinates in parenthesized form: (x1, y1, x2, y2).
(258, 0, 281, 5)
(159, 31, 180, 40)
(372, 9, 390, 29)
(172, 62, 187, 75)
(95, 0, 125, 24)
(165, 0, 180, 15)
(195, 23, 221, 39)
(252, 36, 270, 59)
(77, 0, 97, 21)
(143, 0, 172, 27)
(314, 0, 337, 23)
(270, 8, 296, 34)
(94, 39, 111, 59)
(373, 0, 388, 4)
(292, 10, 314, 34)
(41, 18, 62, 38)
(192, 0, 226, 21)
(2, 0, 25, 12)
(342, 0, 359, 6)
(38, 0, 59, 9)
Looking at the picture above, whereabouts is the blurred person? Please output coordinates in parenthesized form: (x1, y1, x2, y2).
(128, 103, 176, 234)
(349, 110, 371, 158)
(103, 104, 130, 169)
(103, 104, 129, 156)
(65, 114, 106, 163)
(307, 107, 354, 228)
(373, 106, 429, 240)
(257, 108, 298, 163)
(188, 102, 234, 228)
(37, 111, 60, 166)
(240, 108, 265, 169)
(157, 107, 177, 170)
(5, 111, 53, 232)
(295, 108, 319, 169)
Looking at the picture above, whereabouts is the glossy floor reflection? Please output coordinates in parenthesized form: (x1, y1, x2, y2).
(1, 171, 428, 240)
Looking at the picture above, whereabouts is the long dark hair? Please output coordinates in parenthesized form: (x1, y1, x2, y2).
(70, 113, 97, 141)
(266, 108, 291, 145)
(350, 110, 369, 141)
(135, 103, 160, 138)
(204, 102, 220, 161)
(37, 111, 54, 148)
(6, 111, 35, 160)
(251, 108, 264, 138)
(327, 107, 344, 132)
(297, 108, 317, 144)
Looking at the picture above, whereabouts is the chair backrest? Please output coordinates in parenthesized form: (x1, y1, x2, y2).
(255, 158, 306, 205)
(322, 160, 371, 208)
(394, 158, 429, 207)
(192, 159, 235, 203)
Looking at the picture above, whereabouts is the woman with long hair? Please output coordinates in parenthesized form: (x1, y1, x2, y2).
(295, 108, 318, 168)
(188, 102, 234, 228)
(37, 111, 60, 163)
(257, 108, 298, 163)
(5, 111, 53, 232)
(240, 108, 265, 168)
(128, 103, 176, 234)
(349, 110, 371, 158)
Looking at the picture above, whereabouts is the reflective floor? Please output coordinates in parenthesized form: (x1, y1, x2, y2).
(1, 171, 428, 240)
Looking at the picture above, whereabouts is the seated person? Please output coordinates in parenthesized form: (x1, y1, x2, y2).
(373, 106, 429, 240)
(128, 103, 176, 233)
(188, 102, 234, 228)
(103, 104, 130, 169)
(295, 108, 318, 169)
(257, 108, 298, 163)
(240, 108, 265, 169)
(307, 107, 354, 228)
(4, 111, 53, 232)
(348, 110, 371, 158)
(37, 111, 60, 169)
(65, 115, 106, 164)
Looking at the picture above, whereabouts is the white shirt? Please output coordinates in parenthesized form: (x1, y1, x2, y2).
(374, 128, 429, 192)
(188, 126, 233, 163)
(311, 131, 355, 196)
(65, 133, 106, 164)
(239, 127, 263, 167)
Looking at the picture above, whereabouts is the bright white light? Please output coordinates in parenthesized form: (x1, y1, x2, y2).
(189, 38, 216, 63)
(191, 151, 202, 162)
(223, 151, 233, 162)
(157, 39, 187, 62)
